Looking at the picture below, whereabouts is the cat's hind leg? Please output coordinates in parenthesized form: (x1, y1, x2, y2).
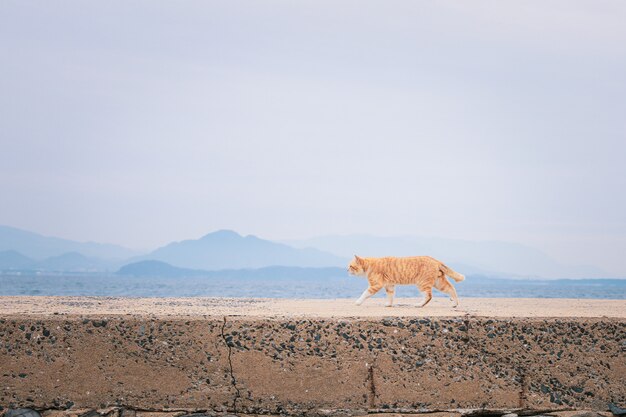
(417, 288, 433, 308)
(384, 285, 395, 307)
(355, 283, 383, 306)
(435, 276, 460, 308)
(445, 284, 459, 308)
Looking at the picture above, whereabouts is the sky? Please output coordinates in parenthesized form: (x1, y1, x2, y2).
(1, 1, 625, 275)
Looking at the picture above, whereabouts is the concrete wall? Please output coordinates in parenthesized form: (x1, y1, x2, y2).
(1, 315, 624, 415)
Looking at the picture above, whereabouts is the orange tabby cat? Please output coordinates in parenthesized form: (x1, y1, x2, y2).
(348, 255, 465, 308)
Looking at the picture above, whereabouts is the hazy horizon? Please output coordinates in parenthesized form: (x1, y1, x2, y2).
(0, 223, 621, 279)
(1, 2, 625, 275)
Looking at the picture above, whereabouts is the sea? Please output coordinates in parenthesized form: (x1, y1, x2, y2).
(0, 273, 625, 299)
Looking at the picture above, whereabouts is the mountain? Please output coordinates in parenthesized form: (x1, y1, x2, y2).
(1, 225, 610, 278)
(0, 250, 35, 270)
(118, 260, 346, 280)
(284, 234, 607, 279)
(0, 225, 141, 260)
(118, 260, 203, 277)
(0, 249, 120, 272)
(138, 230, 347, 270)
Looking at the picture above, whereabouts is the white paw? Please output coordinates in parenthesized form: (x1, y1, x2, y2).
(355, 300, 363, 306)
(384, 303, 393, 307)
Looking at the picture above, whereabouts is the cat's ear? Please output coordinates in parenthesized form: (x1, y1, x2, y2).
(354, 255, 363, 264)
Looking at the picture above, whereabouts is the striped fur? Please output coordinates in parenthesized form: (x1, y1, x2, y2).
(348, 255, 465, 308)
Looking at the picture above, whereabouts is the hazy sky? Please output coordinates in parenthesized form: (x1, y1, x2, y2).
(1, 1, 625, 275)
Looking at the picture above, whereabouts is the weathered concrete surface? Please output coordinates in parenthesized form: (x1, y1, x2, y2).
(1, 297, 624, 318)
(1, 297, 625, 416)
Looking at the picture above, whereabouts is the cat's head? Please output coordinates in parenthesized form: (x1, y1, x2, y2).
(347, 255, 366, 276)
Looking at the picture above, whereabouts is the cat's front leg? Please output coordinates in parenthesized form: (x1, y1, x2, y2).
(355, 284, 382, 306)
(384, 285, 395, 307)
(355, 288, 371, 305)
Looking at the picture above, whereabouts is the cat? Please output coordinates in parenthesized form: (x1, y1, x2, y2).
(347, 255, 465, 308)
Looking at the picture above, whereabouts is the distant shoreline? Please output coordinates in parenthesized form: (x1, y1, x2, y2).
(1, 273, 625, 300)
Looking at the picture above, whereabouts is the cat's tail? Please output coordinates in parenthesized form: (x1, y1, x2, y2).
(440, 264, 465, 282)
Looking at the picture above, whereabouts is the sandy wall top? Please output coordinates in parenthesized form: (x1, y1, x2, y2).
(0, 296, 624, 319)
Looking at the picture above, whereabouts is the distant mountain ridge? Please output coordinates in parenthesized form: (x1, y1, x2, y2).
(0, 250, 34, 270)
(0, 250, 116, 272)
(0, 225, 139, 260)
(118, 260, 202, 277)
(118, 260, 346, 280)
(135, 229, 347, 270)
(284, 234, 608, 279)
(0, 225, 615, 279)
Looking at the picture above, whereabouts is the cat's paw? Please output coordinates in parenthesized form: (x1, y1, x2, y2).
(355, 300, 363, 306)
(384, 303, 393, 307)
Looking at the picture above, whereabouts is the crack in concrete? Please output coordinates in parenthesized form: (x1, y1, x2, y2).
(367, 364, 376, 409)
(221, 316, 241, 413)
(518, 367, 527, 409)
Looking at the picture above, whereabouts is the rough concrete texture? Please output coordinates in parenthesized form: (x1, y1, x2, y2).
(1, 297, 625, 416)
(1, 297, 624, 319)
